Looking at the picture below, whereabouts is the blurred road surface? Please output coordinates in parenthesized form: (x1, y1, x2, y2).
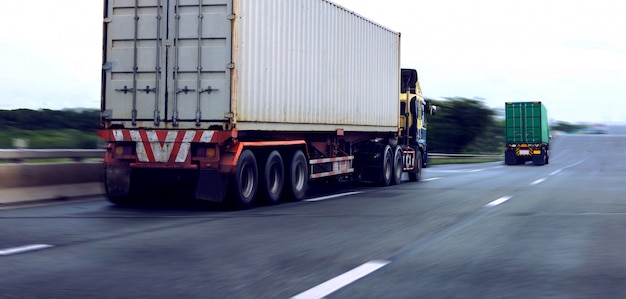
(1, 134, 625, 299)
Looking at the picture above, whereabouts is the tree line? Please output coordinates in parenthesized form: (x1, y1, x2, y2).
(0, 109, 99, 131)
(427, 97, 501, 154)
(0, 109, 101, 149)
(1, 103, 584, 151)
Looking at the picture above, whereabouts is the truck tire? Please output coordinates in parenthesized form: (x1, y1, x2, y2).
(391, 146, 403, 185)
(408, 151, 422, 182)
(259, 150, 284, 205)
(230, 149, 258, 209)
(381, 145, 393, 186)
(284, 150, 308, 201)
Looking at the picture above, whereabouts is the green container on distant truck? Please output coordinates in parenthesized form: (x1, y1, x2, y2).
(504, 102, 550, 166)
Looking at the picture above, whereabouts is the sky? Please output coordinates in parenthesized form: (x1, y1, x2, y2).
(0, 1, 625, 124)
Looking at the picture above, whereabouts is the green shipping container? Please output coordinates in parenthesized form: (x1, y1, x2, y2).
(505, 102, 549, 144)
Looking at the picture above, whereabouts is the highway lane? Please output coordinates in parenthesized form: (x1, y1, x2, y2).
(1, 134, 625, 298)
(327, 134, 626, 298)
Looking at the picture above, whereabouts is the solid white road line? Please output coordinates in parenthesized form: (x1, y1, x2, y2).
(427, 169, 474, 173)
(550, 160, 584, 176)
(290, 260, 391, 299)
(0, 244, 54, 256)
(550, 169, 562, 176)
(421, 177, 442, 182)
(485, 196, 513, 208)
(304, 191, 363, 202)
(530, 178, 547, 186)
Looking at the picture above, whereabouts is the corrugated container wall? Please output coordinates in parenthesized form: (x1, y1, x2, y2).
(101, 0, 400, 132)
(233, 0, 400, 132)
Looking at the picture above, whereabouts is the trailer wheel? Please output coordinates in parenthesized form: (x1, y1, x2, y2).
(409, 151, 422, 182)
(284, 150, 308, 201)
(259, 150, 284, 205)
(381, 145, 393, 186)
(391, 146, 403, 185)
(230, 149, 258, 209)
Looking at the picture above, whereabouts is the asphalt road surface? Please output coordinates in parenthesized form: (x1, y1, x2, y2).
(1, 134, 625, 299)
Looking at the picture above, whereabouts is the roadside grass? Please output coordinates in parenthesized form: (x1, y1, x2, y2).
(0, 129, 100, 149)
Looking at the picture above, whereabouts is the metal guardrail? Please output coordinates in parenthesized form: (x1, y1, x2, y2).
(0, 149, 501, 162)
(0, 150, 501, 200)
(0, 149, 105, 162)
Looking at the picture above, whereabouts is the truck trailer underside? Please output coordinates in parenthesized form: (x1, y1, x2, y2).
(99, 129, 423, 209)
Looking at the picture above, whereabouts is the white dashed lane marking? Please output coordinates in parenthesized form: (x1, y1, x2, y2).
(0, 244, 54, 256)
(485, 196, 514, 207)
(530, 178, 547, 186)
(290, 260, 390, 299)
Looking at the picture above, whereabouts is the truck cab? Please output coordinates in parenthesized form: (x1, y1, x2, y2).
(399, 68, 434, 168)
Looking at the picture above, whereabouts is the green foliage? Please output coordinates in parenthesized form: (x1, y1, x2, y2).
(0, 129, 101, 149)
(0, 109, 99, 131)
(464, 118, 505, 154)
(0, 109, 100, 149)
(427, 97, 498, 153)
(551, 121, 587, 133)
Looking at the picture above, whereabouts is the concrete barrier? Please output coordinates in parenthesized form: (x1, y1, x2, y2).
(0, 162, 103, 189)
(0, 150, 105, 206)
(0, 163, 104, 207)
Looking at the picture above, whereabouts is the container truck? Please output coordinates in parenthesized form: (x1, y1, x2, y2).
(98, 0, 435, 208)
(504, 102, 550, 166)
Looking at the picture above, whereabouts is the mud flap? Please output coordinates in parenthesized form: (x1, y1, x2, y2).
(532, 154, 546, 166)
(504, 151, 518, 165)
(195, 169, 229, 202)
(105, 167, 131, 197)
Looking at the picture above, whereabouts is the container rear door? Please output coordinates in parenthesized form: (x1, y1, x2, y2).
(102, 0, 232, 129)
(506, 102, 543, 143)
(103, 0, 168, 127)
(167, 0, 232, 127)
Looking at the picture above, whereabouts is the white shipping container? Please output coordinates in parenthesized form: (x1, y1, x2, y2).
(102, 0, 400, 132)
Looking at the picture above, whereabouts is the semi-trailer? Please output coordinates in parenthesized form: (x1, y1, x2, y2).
(98, 0, 436, 208)
(504, 101, 550, 166)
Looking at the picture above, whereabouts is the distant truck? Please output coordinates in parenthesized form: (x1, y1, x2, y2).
(504, 102, 550, 166)
(97, 0, 436, 208)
